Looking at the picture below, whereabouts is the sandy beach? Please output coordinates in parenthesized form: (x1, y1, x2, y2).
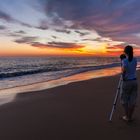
(0, 70, 139, 140)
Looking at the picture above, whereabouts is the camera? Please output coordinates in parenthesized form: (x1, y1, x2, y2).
(120, 54, 126, 60)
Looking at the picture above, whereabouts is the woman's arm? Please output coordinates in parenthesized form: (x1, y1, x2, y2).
(121, 66, 126, 73)
(121, 60, 127, 76)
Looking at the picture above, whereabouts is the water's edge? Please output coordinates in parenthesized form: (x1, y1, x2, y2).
(0, 66, 122, 105)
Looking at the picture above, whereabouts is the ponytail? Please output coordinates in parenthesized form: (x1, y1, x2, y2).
(124, 45, 133, 62)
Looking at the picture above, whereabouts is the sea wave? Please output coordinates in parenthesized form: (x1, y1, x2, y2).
(0, 62, 120, 79)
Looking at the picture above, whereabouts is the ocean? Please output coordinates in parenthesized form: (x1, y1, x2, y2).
(0, 56, 121, 90)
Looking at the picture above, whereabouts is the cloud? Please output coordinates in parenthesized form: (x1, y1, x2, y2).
(106, 44, 124, 50)
(74, 30, 90, 36)
(0, 10, 34, 28)
(2, 0, 140, 49)
(47, 41, 84, 48)
(106, 43, 140, 56)
(8, 33, 23, 37)
(0, 10, 15, 22)
(0, 25, 6, 30)
(15, 30, 26, 34)
(14, 35, 84, 49)
(14, 36, 38, 44)
(7, 30, 26, 38)
(19, 22, 33, 28)
(45, 0, 97, 20)
(35, 20, 48, 30)
(31, 41, 84, 49)
(31, 42, 49, 48)
(105, 44, 125, 56)
(54, 29, 71, 34)
(38, 0, 140, 45)
(81, 37, 112, 43)
(51, 35, 58, 39)
(109, 35, 140, 45)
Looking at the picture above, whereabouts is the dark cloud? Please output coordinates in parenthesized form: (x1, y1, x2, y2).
(51, 35, 58, 39)
(32, 41, 84, 49)
(0, 10, 34, 28)
(0, 25, 6, 30)
(47, 41, 84, 48)
(8, 30, 26, 38)
(82, 38, 100, 42)
(82, 37, 111, 43)
(75, 30, 90, 36)
(19, 22, 33, 28)
(105, 44, 125, 54)
(8, 33, 23, 37)
(0, 10, 15, 22)
(45, 0, 137, 21)
(15, 30, 26, 34)
(38, 0, 140, 45)
(2, 0, 140, 46)
(36, 20, 48, 30)
(14, 36, 38, 44)
(106, 44, 124, 50)
(46, 0, 98, 20)
(14, 35, 84, 49)
(105, 43, 140, 53)
(55, 29, 71, 34)
(109, 35, 140, 45)
(31, 42, 49, 48)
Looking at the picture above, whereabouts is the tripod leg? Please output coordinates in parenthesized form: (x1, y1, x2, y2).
(109, 76, 122, 122)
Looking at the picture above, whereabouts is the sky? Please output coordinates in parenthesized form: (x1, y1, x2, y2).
(0, 0, 140, 56)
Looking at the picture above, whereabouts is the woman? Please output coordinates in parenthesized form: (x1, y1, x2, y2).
(121, 45, 138, 122)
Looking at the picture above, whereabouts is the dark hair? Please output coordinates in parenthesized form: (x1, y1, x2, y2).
(124, 45, 133, 62)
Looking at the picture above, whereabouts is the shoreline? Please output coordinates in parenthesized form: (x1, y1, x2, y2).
(0, 66, 121, 105)
(0, 60, 121, 90)
(0, 66, 121, 94)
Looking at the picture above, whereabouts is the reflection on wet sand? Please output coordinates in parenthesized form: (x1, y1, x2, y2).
(0, 67, 121, 105)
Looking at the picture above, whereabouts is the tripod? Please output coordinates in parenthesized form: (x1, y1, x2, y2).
(109, 75, 123, 122)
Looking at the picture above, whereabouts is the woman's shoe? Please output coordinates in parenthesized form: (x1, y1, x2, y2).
(122, 116, 129, 122)
(122, 116, 133, 122)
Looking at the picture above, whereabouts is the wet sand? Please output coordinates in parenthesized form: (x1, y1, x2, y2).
(0, 70, 139, 140)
